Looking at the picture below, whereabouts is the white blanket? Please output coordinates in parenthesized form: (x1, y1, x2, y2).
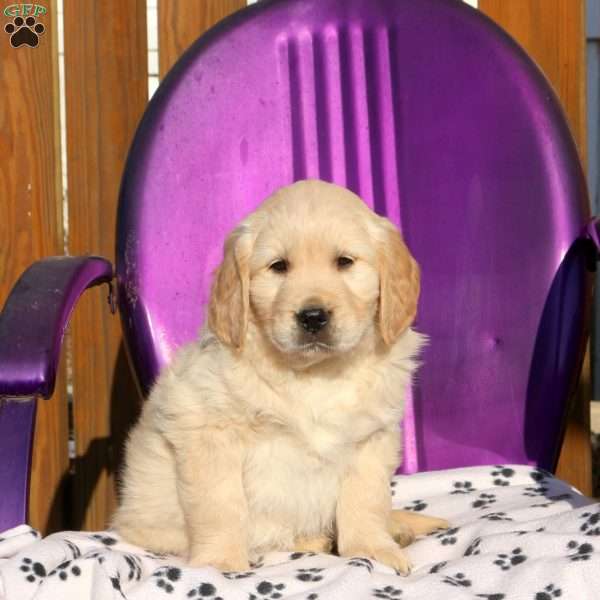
(1, 465, 599, 599)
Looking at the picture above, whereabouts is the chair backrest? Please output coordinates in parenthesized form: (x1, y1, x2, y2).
(117, 0, 590, 473)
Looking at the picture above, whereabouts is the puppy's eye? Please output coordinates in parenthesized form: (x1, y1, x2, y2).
(337, 256, 354, 269)
(269, 259, 288, 273)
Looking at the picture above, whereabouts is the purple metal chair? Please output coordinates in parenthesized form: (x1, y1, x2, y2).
(0, 0, 598, 533)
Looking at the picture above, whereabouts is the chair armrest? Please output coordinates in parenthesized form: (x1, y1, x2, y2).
(0, 256, 114, 399)
(586, 217, 600, 256)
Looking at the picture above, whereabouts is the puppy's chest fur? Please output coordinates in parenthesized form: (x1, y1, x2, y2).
(242, 374, 395, 461)
(226, 359, 403, 551)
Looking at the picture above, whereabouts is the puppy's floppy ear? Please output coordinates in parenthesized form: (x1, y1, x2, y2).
(376, 219, 420, 346)
(208, 226, 253, 350)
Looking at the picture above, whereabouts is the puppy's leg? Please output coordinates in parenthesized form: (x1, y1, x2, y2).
(390, 510, 449, 542)
(336, 432, 412, 575)
(293, 534, 333, 554)
(171, 426, 250, 572)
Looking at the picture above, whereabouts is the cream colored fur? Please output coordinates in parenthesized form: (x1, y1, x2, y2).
(113, 180, 447, 575)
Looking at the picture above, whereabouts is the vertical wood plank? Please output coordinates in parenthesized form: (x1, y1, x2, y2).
(158, 0, 246, 79)
(0, 0, 68, 533)
(64, 0, 148, 530)
(479, 0, 591, 495)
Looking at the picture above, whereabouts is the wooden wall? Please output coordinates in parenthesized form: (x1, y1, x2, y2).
(480, 0, 591, 496)
(0, 0, 591, 533)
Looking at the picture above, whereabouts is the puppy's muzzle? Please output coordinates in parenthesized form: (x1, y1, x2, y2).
(296, 306, 329, 334)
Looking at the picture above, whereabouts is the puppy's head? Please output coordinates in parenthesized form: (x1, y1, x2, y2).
(208, 180, 419, 367)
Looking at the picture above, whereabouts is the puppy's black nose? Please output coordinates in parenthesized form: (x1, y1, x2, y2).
(296, 307, 329, 334)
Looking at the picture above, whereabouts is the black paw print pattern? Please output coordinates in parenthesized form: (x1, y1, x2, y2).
(86, 551, 106, 564)
(436, 527, 459, 545)
(402, 499, 427, 512)
(346, 557, 373, 571)
(428, 561, 447, 574)
(491, 466, 515, 486)
(390, 480, 398, 496)
(91, 534, 119, 546)
(124, 554, 142, 582)
(529, 468, 551, 483)
(476, 595, 506, 600)
(110, 575, 125, 598)
(187, 582, 223, 599)
(19, 557, 46, 583)
(373, 584, 403, 599)
(442, 572, 471, 587)
(296, 568, 324, 582)
(223, 570, 255, 579)
(579, 511, 600, 536)
(523, 485, 549, 497)
(288, 552, 316, 560)
(152, 566, 182, 594)
(464, 537, 482, 557)
(514, 527, 546, 537)
(472, 493, 497, 509)
(451, 481, 475, 494)
(48, 560, 82, 581)
(494, 547, 527, 570)
(566, 540, 594, 561)
(249, 581, 286, 600)
(4, 15, 45, 48)
(479, 511, 513, 522)
(535, 583, 562, 599)
(306, 595, 319, 600)
(65, 540, 82, 559)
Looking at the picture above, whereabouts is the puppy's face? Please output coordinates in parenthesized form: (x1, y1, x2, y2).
(208, 180, 419, 368)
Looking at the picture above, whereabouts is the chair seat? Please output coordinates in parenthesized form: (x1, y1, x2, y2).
(1, 465, 598, 599)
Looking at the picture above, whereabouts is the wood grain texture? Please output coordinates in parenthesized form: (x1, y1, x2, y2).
(64, 0, 147, 530)
(479, 0, 591, 495)
(158, 0, 246, 79)
(0, 0, 68, 533)
(479, 0, 587, 164)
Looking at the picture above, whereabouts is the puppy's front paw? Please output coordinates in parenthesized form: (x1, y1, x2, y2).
(340, 543, 412, 575)
(188, 547, 250, 572)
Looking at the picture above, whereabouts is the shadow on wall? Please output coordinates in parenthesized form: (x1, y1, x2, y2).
(45, 343, 142, 532)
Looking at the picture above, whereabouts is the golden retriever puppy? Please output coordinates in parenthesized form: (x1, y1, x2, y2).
(112, 179, 447, 574)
